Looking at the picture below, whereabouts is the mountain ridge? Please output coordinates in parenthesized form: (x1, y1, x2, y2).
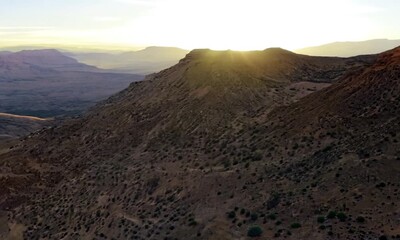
(0, 49, 101, 74)
(296, 39, 400, 57)
(68, 46, 190, 75)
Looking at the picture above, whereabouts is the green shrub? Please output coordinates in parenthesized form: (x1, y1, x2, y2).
(327, 211, 336, 219)
(317, 216, 325, 223)
(250, 213, 258, 221)
(290, 223, 301, 229)
(188, 219, 197, 226)
(356, 216, 365, 223)
(337, 212, 347, 222)
(252, 151, 263, 161)
(379, 235, 388, 240)
(247, 226, 263, 237)
(227, 211, 236, 219)
(240, 208, 246, 215)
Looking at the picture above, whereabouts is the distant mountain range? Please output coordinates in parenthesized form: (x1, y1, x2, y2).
(0, 49, 143, 118)
(66, 46, 190, 75)
(0, 49, 101, 78)
(1, 46, 190, 75)
(295, 39, 400, 57)
(4, 41, 398, 74)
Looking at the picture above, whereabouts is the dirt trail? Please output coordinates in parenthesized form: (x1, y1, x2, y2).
(0, 113, 50, 121)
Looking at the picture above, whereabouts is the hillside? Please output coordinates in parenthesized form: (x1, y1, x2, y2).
(296, 39, 400, 57)
(0, 48, 398, 240)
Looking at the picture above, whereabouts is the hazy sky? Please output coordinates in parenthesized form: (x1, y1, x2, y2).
(0, 0, 399, 50)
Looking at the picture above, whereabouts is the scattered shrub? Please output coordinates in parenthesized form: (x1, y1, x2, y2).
(337, 212, 347, 222)
(327, 211, 336, 219)
(267, 214, 277, 220)
(250, 213, 258, 221)
(227, 211, 236, 219)
(317, 216, 325, 223)
(290, 223, 301, 229)
(247, 226, 263, 237)
(356, 216, 365, 223)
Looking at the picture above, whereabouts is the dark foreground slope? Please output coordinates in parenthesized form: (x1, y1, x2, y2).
(1, 48, 397, 240)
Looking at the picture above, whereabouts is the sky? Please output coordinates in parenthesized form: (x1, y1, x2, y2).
(0, 0, 399, 51)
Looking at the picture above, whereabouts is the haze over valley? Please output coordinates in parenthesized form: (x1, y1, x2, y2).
(0, 48, 144, 139)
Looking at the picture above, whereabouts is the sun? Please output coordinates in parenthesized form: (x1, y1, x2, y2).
(11, 0, 380, 51)
(108, 0, 364, 51)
